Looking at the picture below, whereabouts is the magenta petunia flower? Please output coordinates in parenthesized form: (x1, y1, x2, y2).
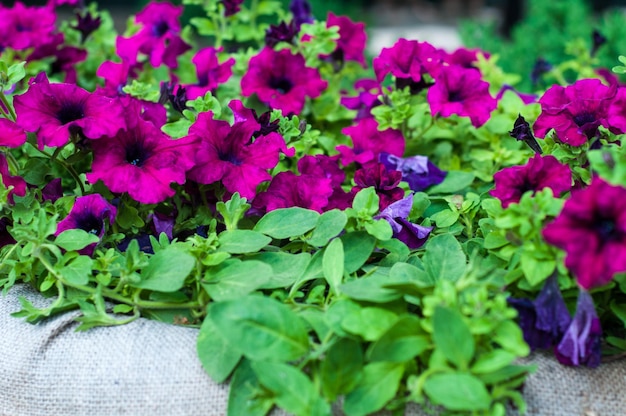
(491, 154, 572, 208)
(55, 194, 116, 256)
(352, 162, 404, 210)
(241, 48, 327, 115)
(298, 154, 353, 210)
(1, 2, 57, 51)
(337, 118, 405, 166)
(441, 47, 488, 69)
(543, 177, 626, 290)
(379, 153, 446, 192)
(373, 38, 443, 94)
(14, 75, 125, 149)
(0, 154, 26, 204)
(186, 102, 294, 199)
(340, 79, 383, 120)
(185, 47, 235, 100)
(533, 79, 618, 147)
(606, 86, 626, 134)
(115, 1, 191, 69)
(87, 115, 197, 204)
(324, 12, 367, 68)
(375, 194, 432, 249)
(0, 119, 27, 148)
(290, 0, 314, 28)
(252, 170, 333, 214)
(555, 290, 602, 368)
(427, 64, 497, 128)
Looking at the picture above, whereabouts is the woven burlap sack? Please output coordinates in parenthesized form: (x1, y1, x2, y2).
(1, 284, 624, 416)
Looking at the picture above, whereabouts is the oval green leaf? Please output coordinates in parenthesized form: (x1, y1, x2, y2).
(254, 207, 319, 239)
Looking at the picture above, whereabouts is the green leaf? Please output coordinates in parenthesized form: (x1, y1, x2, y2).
(520, 252, 555, 286)
(427, 171, 475, 194)
(341, 306, 398, 341)
(320, 338, 364, 401)
(197, 315, 241, 383)
(131, 247, 195, 292)
(58, 255, 93, 286)
(341, 231, 376, 273)
(55, 229, 100, 251)
(339, 271, 403, 303)
(254, 207, 319, 239)
(251, 252, 310, 289)
(308, 209, 347, 247)
(208, 294, 309, 362)
(252, 361, 330, 416)
(470, 350, 516, 374)
(352, 187, 380, 215)
(493, 320, 530, 357)
(367, 315, 429, 362)
(423, 372, 491, 411)
(343, 362, 405, 416)
(423, 234, 466, 282)
(364, 219, 393, 240)
(387, 261, 434, 288)
(218, 230, 271, 253)
(203, 260, 272, 301)
(228, 359, 274, 416)
(432, 306, 474, 369)
(431, 209, 460, 228)
(323, 238, 344, 295)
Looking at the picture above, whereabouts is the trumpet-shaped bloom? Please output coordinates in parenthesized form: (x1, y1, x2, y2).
(491, 154, 572, 208)
(0, 119, 27, 148)
(555, 290, 602, 368)
(508, 114, 542, 154)
(325, 13, 367, 68)
(2, 2, 57, 51)
(14, 74, 124, 149)
(298, 154, 353, 210)
(375, 194, 432, 249)
(186, 103, 294, 199)
(338, 118, 404, 166)
(186, 47, 235, 100)
(543, 177, 626, 289)
(534, 79, 618, 146)
(352, 163, 403, 210)
(0, 154, 26, 204)
(379, 153, 446, 192)
(252, 170, 333, 213)
(340, 79, 383, 120)
(55, 194, 117, 256)
(241, 48, 327, 115)
(87, 116, 197, 204)
(427, 65, 497, 128)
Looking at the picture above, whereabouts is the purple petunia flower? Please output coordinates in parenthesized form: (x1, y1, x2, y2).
(55, 194, 116, 256)
(186, 101, 294, 199)
(14, 74, 125, 149)
(543, 177, 626, 290)
(185, 47, 235, 100)
(0, 119, 27, 148)
(340, 79, 383, 120)
(533, 78, 619, 147)
(508, 274, 572, 351)
(42, 178, 63, 203)
(221, 0, 245, 16)
(324, 12, 367, 68)
(352, 162, 404, 210)
(0, 217, 16, 250)
(373, 38, 443, 94)
(427, 64, 497, 128)
(555, 290, 602, 368)
(87, 111, 197, 204)
(0, 154, 26, 205)
(241, 48, 327, 115)
(379, 152, 446, 192)
(265, 20, 299, 47)
(115, 1, 191, 69)
(441, 47, 489, 70)
(375, 194, 432, 250)
(1, 2, 57, 51)
(531, 58, 552, 87)
(290, 0, 314, 28)
(490, 154, 572, 208)
(252, 170, 334, 214)
(338, 118, 405, 166)
(298, 154, 353, 210)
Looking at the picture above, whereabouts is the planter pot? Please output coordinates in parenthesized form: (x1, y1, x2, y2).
(1, 284, 624, 416)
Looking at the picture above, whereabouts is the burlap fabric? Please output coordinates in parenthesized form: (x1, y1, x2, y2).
(1, 284, 624, 416)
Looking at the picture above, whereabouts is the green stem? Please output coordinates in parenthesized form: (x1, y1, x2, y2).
(31, 143, 85, 195)
(0, 92, 16, 121)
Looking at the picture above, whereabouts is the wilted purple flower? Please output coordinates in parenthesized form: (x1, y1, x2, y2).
(509, 114, 542, 154)
(375, 194, 432, 249)
(55, 194, 117, 256)
(491, 154, 571, 208)
(543, 177, 626, 290)
(290, 0, 314, 28)
(229, 100, 280, 138)
(531, 58, 552, 86)
(221, 0, 245, 16)
(591, 29, 607, 57)
(265, 20, 299, 47)
(555, 290, 602, 368)
(159, 82, 188, 114)
(0, 217, 16, 249)
(71, 10, 101, 43)
(379, 153, 446, 192)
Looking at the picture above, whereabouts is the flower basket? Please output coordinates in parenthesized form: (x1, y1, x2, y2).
(3, 0, 626, 415)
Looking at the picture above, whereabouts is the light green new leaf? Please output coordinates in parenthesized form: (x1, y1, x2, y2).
(202, 260, 272, 301)
(432, 306, 474, 369)
(423, 234, 466, 282)
(197, 315, 241, 383)
(58, 255, 93, 286)
(341, 307, 398, 341)
(131, 247, 195, 292)
(323, 238, 344, 295)
(254, 207, 319, 239)
(208, 294, 309, 362)
(218, 230, 271, 253)
(423, 372, 491, 411)
(341, 231, 376, 273)
(343, 362, 405, 416)
(55, 229, 100, 252)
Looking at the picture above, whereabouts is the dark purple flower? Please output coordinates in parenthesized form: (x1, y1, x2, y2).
(229, 100, 280, 138)
(265, 20, 299, 47)
(150, 211, 175, 240)
(298, 154, 353, 210)
(0, 154, 26, 205)
(252, 170, 333, 214)
(186, 47, 235, 100)
(338, 118, 405, 166)
(55, 194, 117, 256)
(533, 78, 618, 146)
(555, 290, 602, 368)
(352, 162, 403, 210)
(531, 58, 552, 86)
(491, 154, 571, 208)
(42, 178, 63, 203)
(341, 79, 383, 120)
(241, 48, 327, 115)
(324, 12, 367, 68)
(290, 0, 314, 28)
(375, 194, 432, 249)
(379, 153, 446, 192)
(591, 29, 607, 57)
(509, 114, 542, 154)
(159, 82, 188, 114)
(543, 177, 626, 290)
(0, 217, 16, 249)
(71, 10, 101, 43)
(221, 0, 245, 16)
(427, 64, 497, 128)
